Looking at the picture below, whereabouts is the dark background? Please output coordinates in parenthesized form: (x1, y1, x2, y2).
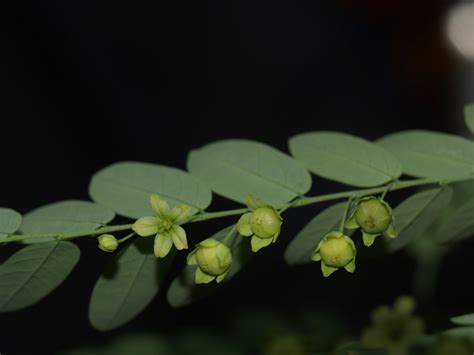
(1, 0, 473, 354)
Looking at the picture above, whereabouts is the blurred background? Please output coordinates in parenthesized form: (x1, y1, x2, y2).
(1, 0, 474, 354)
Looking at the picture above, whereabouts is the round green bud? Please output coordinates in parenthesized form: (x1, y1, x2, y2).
(196, 239, 232, 276)
(98, 234, 118, 252)
(250, 207, 282, 239)
(355, 197, 392, 234)
(318, 234, 355, 268)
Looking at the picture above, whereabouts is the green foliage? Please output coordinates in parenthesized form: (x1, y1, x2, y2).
(0, 207, 22, 242)
(452, 313, 474, 326)
(167, 225, 252, 308)
(89, 161, 212, 218)
(1, 115, 474, 332)
(20, 200, 115, 243)
(88, 238, 173, 331)
(187, 139, 312, 205)
(465, 103, 474, 134)
(443, 327, 474, 343)
(377, 130, 474, 179)
(388, 188, 453, 253)
(289, 132, 401, 187)
(285, 202, 347, 265)
(0, 241, 80, 311)
(435, 195, 474, 243)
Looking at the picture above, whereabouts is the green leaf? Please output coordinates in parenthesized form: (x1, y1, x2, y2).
(20, 200, 115, 243)
(88, 238, 173, 331)
(89, 161, 212, 218)
(388, 188, 453, 253)
(0, 241, 80, 312)
(435, 195, 474, 243)
(465, 103, 474, 134)
(289, 132, 401, 187)
(377, 130, 474, 179)
(0, 207, 22, 242)
(167, 225, 252, 308)
(452, 313, 474, 326)
(284, 202, 347, 266)
(443, 327, 474, 342)
(187, 140, 311, 205)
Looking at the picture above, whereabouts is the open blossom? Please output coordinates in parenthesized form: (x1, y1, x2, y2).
(133, 194, 192, 258)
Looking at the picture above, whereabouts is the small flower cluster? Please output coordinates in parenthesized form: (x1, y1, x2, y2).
(97, 192, 399, 283)
(312, 196, 398, 277)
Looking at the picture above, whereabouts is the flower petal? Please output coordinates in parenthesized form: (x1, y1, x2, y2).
(132, 216, 160, 237)
(150, 194, 171, 217)
(344, 259, 356, 273)
(154, 233, 173, 258)
(187, 249, 198, 265)
(195, 268, 215, 284)
(321, 263, 338, 277)
(251, 235, 273, 252)
(170, 225, 188, 250)
(362, 232, 379, 247)
(385, 222, 398, 239)
(216, 244, 232, 267)
(170, 204, 193, 225)
(216, 269, 230, 283)
(344, 213, 359, 229)
(311, 251, 321, 262)
(237, 213, 253, 237)
(245, 194, 267, 210)
(198, 238, 220, 248)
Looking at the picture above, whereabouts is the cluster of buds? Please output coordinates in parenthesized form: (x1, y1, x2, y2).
(345, 196, 397, 247)
(124, 192, 398, 281)
(311, 196, 398, 277)
(237, 194, 283, 252)
(132, 194, 192, 258)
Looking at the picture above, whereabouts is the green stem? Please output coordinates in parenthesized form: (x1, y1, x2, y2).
(339, 197, 354, 232)
(3, 224, 134, 243)
(118, 232, 136, 244)
(5, 175, 474, 244)
(222, 225, 238, 245)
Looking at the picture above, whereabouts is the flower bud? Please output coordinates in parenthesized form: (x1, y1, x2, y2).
(312, 231, 356, 277)
(98, 234, 118, 252)
(355, 197, 392, 234)
(345, 196, 397, 247)
(187, 238, 232, 284)
(250, 207, 282, 239)
(237, 206, 283, 252)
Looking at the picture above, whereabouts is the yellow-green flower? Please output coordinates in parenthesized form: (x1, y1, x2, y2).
(312, 231, 356, 277)
(345, 196, 397, 247)
(133, 194, 192, 258)
(237, 206, 282, 252)
(97, 234, 118, 252)
(187, 238, 232, 284)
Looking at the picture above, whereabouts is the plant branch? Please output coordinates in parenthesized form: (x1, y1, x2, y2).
(4, 175, 474, 244)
